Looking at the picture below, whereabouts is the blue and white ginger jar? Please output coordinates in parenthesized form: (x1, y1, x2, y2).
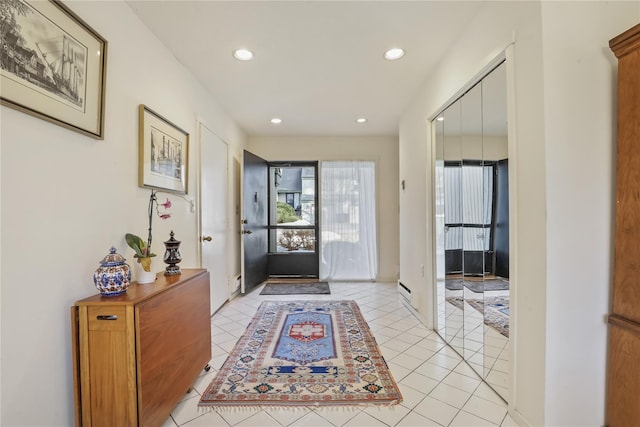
(93, 247, 132, 296)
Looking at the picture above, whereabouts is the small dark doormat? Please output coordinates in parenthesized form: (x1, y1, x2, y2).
(260, 282, 331, 295)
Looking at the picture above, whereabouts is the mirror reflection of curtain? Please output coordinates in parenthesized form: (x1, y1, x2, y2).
(444, 163, 494, 274)
(320, 161, 377, 281)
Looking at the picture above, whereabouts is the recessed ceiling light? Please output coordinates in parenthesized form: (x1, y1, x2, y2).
(356, 117, 368, 124)
(233, 48, 254, 61)
(384, 48, 405, 60)
(270, 118, 282, 124)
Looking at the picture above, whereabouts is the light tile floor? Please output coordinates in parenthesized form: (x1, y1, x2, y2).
(162, 281, 519, 427)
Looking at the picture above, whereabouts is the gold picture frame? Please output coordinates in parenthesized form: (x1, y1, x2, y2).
(138, 104, 189, 194)
(0, 0, 108, 139)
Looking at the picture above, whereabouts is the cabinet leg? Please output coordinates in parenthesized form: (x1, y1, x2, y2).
(204, 364, 212, 372)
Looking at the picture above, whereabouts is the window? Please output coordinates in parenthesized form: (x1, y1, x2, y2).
(320, 161, 377, 280)
(443, 161, 495, 275)
(269, 165, 317, 253)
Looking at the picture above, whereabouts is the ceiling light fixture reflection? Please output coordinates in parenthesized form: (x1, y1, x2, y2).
(436, 116, 444, 121)
(384, 48, 405, 60)
(233, 48, 254, 61)
(270, 118, 282, 124)
(356, 117, 368, 124)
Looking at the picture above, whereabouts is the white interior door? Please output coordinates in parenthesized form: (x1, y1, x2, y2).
(199, 123, 229, 314)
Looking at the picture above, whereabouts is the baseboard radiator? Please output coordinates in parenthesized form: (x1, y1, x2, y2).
(398, 281, 412, 306)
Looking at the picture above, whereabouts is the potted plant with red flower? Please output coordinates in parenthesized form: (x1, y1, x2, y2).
(126, 190, 172, 283)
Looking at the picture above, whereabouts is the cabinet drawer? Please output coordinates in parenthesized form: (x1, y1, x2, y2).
(87, 306, 127, 331)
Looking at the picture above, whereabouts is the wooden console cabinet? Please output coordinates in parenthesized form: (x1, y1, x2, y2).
(607, 23, 640, 427)
(71, 269, 211, 427)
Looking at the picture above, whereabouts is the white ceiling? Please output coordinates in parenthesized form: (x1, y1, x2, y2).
(127, 1, 484, 137)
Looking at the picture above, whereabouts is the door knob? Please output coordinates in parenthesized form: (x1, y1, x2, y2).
(201, 235, 213, 242)
(242, 230, 253, 235)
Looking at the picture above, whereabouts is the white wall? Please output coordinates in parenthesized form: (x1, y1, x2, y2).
(248, 136, 399, 282)
(399, 1, 640, 426)
(540, 2, 640, 425)
(0, 1, 246, 425)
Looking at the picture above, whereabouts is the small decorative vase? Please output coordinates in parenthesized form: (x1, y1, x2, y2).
(163, 230, 182, 276)
(134, 259, 156, 284)
(93, 247, 131, 296)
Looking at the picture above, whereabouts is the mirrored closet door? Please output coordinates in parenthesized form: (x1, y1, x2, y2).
(434, 60, 509, 400)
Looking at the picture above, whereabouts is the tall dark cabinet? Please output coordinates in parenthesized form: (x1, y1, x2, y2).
(607, 22, 640, 427)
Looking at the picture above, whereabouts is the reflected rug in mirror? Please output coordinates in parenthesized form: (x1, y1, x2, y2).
(444, 278, 509, 293)
(445, 296, 509, 338)
(259, 282, 330, 295)
(198, 300, 402, 410)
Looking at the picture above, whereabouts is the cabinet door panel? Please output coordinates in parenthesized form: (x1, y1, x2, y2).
(607, 321, 640, 427)
(136, 273, 212, 426)
(87, 324, 137, 426)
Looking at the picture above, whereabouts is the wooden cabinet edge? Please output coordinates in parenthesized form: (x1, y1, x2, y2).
(607, 21, 640, 427)
(125, 305, 137, 426)
(610, 23, 640, 58)
(608, 313, 640, 336)
(74, 269, 208, 307)
(70, 306, 83, 427)
(71, 304, 96, 427)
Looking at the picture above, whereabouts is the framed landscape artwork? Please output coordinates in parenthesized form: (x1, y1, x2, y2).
(138, 104, 189, 194)
(0, 0, 108, 139)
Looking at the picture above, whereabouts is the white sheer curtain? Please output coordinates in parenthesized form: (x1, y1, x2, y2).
(320, 161, 377, 281)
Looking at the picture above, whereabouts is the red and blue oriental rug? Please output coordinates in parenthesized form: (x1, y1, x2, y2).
(198, 300, 402, 409)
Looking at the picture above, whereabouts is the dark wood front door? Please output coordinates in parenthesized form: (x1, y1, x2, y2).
(241, 150, 269, 294)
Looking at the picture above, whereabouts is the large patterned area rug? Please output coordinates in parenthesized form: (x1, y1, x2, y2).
(199, 300, 402, 409)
